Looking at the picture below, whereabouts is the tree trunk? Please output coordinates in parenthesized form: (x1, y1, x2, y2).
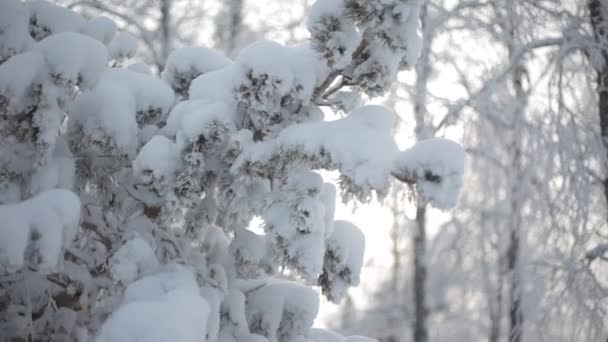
(506, 7, 526, 342)
(507, 60, 525, 342)
(160, 0, 172, 64)
(215, 0, 244, 55)
(413, 206, 428, 342)
(588, 0, 608, 221)
(412, 4, 431, 342)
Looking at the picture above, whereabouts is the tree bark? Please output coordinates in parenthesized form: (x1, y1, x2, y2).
(160, 0, 172, 63)
(411, 4, 431, 342)
(506, 6, 525, 342)
(588, 0, 608, 221)
(411, 3, 432, 342)
(413, 206, 428, 342)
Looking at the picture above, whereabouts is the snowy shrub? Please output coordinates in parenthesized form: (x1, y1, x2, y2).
(0, 0, 464, 341)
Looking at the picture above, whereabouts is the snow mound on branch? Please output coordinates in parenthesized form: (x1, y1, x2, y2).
(0, 51, 45, 114)
(100, 68, 175, 117)
(307, 0, 361, 69)
(110, 237, 159, 284)
(120, 264, 199, 302)
(35, 32, 109, 88)
(308, 0, 345, 23)
(162, 47, 231, 95)
(133, 135, 180, 196)
(309, 328, 345, 342)
(234, 105, 397, 197)
(0, 32, 108, 113)
(235, 40, 294, 94)
(0, 0, 32, 62)
(26, 0, 85, 39)
(285, 45, 329, 101)
(96, 289, 209, 342)
(344, 337, 379, 342)
(70, 77, 139, 155)
(99, 266, 211, 341)
(164, 100, 236, 142)
(133, 135, 179, 178)
(263, 171, 328, 281)
(80, 16, 117, 45)
(127, 62, 152, 75)
(278, 105, 396, 191)
(0, 189, 80, 272)
(30, 137, 76, 193)
(70, 67, 175, 155)
(245, 279, 319, 341)
(108, 32, 138, 60)
(319, 220, 365, 303)
(393, 138, 465, 209)
(309, 328, 380, 342)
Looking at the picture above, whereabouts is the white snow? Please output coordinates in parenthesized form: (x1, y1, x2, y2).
(70, 77, 139, 155)
(235, 105, 398, 195)
(108, 32, 138, 60)
(133, 135, 180, 195)
(162, 47, 231, 91)
(35, 32, 109, 88)
(0, 189, 80, 272)
(100, 68, 175, 118)
(322, 220, 365, 303)
(95, 289, 209, 342)
(285, 45, 329, 102)
(110, 237, 159, 284)
(235, 40, 294, 95)
(127, 62, 153, 75)
(30, 137, 75, 193)
(70, 67, 175, 155)
(122, 264, 200, 303)
(245, 279, 319, 342)
(166, 100, 236, 143)
(100, 265, 210, 342)
(308, 0, 344, 20)
(0, 51, 45, 114)
(80, 16, 117, 45)
(26, 0, 85, 37)
(189, 66, 237, 105)
(393, 138, 465, 209)
(320, 183, 337, 238)
(0, 0, 32, 62)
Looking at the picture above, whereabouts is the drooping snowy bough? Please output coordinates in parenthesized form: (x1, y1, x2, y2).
(0, 0, 464, 341)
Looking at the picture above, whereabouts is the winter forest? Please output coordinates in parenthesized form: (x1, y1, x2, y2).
(0, 0, 607, 341)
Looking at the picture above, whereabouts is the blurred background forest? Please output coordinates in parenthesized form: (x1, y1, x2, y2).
(55, 0, 608, 341)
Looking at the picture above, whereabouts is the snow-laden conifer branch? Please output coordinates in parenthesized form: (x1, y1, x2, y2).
(0, 0, 466, 340)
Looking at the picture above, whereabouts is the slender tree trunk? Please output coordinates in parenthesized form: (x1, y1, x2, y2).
(215, 0, 244, 55)
(160, 0, 172, 64)
(227, 0, 243, 53)
(485, 213, 503, 342)
(488, 269, 503, 342)
(412, 4, 431, 342)
(506, 3, 526, 340)
(413, 206, 428, 342)
(588, 0, 608, 220)
(412, 6, 430, 342)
